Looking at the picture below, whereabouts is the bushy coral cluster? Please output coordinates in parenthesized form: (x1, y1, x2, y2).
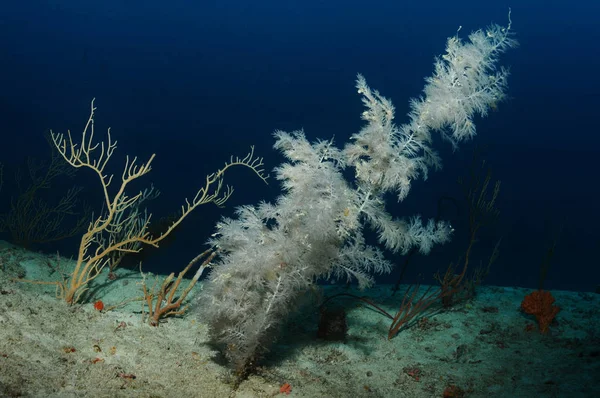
(521, 290, 561, 333)
(198, 16, 517, 377)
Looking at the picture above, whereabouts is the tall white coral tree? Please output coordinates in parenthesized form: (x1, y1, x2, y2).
(199, 15, 517, 378)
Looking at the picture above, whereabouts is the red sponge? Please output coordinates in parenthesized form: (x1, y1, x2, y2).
(521, 290, 561, 333)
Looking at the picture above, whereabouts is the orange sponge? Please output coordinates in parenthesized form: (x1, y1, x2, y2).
(521, 290, 560, 333)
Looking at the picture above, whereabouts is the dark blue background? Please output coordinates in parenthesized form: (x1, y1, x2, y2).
(1, 1, 598, 292)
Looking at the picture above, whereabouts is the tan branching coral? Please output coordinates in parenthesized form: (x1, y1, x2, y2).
(17, 99, 267, 304)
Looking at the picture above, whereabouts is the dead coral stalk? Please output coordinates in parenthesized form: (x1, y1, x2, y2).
(143, 247, 217, 326)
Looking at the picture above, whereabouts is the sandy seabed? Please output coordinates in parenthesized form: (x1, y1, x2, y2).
(0, 240, 598, 398)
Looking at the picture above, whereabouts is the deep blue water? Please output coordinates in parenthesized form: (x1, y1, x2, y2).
(1, 1, 598, 292)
